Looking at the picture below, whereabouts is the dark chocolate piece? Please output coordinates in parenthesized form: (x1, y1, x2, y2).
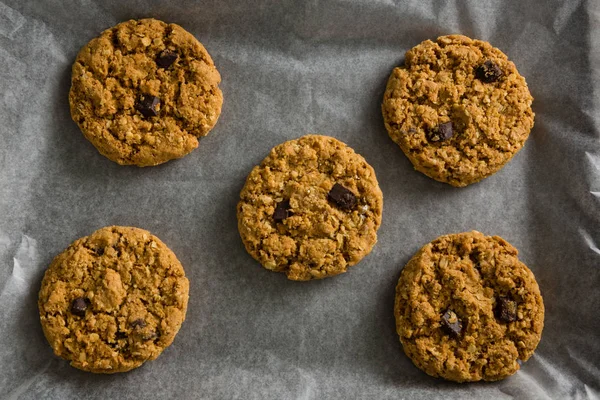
(475, 60, 503, 83)
(496, 297, 517, 323)
(71, 297, 88, 317)
(440, 309, 464, 338)
(427, 122, 453, 142)
(156, 50, 178, 69)
(273, 199, 292, 222)
(136, 94, 160, 118)
(328, 183, 357, 211)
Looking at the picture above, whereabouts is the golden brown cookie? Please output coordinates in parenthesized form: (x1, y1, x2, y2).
(69, 18, 223, 166)
(237, 135, 383, 281)
(38, 226, 189, 373)
(382, 35, 534, 187)
(394, 231, 544, 382)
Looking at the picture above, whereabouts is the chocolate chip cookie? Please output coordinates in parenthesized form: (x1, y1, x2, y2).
(38, 226, 189, 373)
(382, 35, 534, 187)
(394, 231, 544, 382)
(69, 18, 223, 166)
(237, 135, 383, 280)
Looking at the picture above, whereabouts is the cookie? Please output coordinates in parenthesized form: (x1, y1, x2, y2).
(394, 231, 544, 382)
(237, 135, 383, 281)
(69, 18, 223, 166)
(38, 226, 189, 373)
(382, 35, 534, 187)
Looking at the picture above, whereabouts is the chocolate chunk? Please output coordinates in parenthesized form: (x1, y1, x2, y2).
(328, 183, 357, 211)
(135, 94, 160, 118)
(495, 297, 517, 323)
(427, 122, 453, 142)
(156, 50, 178, 69)
(440, 309, 463, 338)
(475, 60, 503, 83)
(273, 199, 292, 222)
(71, 297, 88, 317)
(130, 319, 147, 329)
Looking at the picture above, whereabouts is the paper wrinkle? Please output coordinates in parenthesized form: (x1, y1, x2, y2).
(0, 2, 25, 39)
(204, 351, 317, 399)
(493, 370, 552, 400)
(4, 360, 52, 400)
(567, 346, 600, 383)
(522, 354, 573, 400)
(12, 235, 39, 283)
(586, 152, 600, 172)
(0, 235, 39, 298)
(0, 232, 10, 250)
(263, 351, 317, 400)
(584, 385, 600, 400)
(553, 0, 584, 35)
(579, 229, 600, 258)
(539, 355, 571, 391)
(0, 234, 49, 397)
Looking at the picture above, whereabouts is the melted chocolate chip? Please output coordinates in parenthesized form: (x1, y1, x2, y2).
(328, 183, 357, 211)
(440, 309, 464, 338)
(135, 94, 160, 118)
(71, 297, 88, 317)
(130, 319, 147, 329)
(495, 297, 517, 323)
(156, 49, 178, 69)
(427, 122, 453, 142)
(475, 60, 503, 83)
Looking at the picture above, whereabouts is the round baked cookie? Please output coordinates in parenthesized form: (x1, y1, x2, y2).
(69, 18, 223, 166)
(394, 231, 544, 382)
(237, 135, 383, 281)
(38, 226, 189, 373)
(382, 35, 534, 187)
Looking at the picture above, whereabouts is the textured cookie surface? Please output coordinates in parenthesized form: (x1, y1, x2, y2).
(237, 135, 383, 280)
(69, 18, 223, 166)
(39, 226, 189, 373)
(394, 231, 544, 382)
(382, 35, 534, 187)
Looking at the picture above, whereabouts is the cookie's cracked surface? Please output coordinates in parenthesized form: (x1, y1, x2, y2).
(394, 231, 544, 382)
(237, 135, 383, 280)
(39, 226, 189, 373)
(69, 18, 223, 166)
(382, 35, 534, 186)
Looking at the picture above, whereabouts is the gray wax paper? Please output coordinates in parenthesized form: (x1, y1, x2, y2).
(1, 0, 599, 398)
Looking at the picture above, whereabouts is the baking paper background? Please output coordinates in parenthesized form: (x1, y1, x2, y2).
(1, 0, 599, 398)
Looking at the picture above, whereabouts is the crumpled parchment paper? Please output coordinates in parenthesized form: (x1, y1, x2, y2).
(0, 0, 599, 398)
